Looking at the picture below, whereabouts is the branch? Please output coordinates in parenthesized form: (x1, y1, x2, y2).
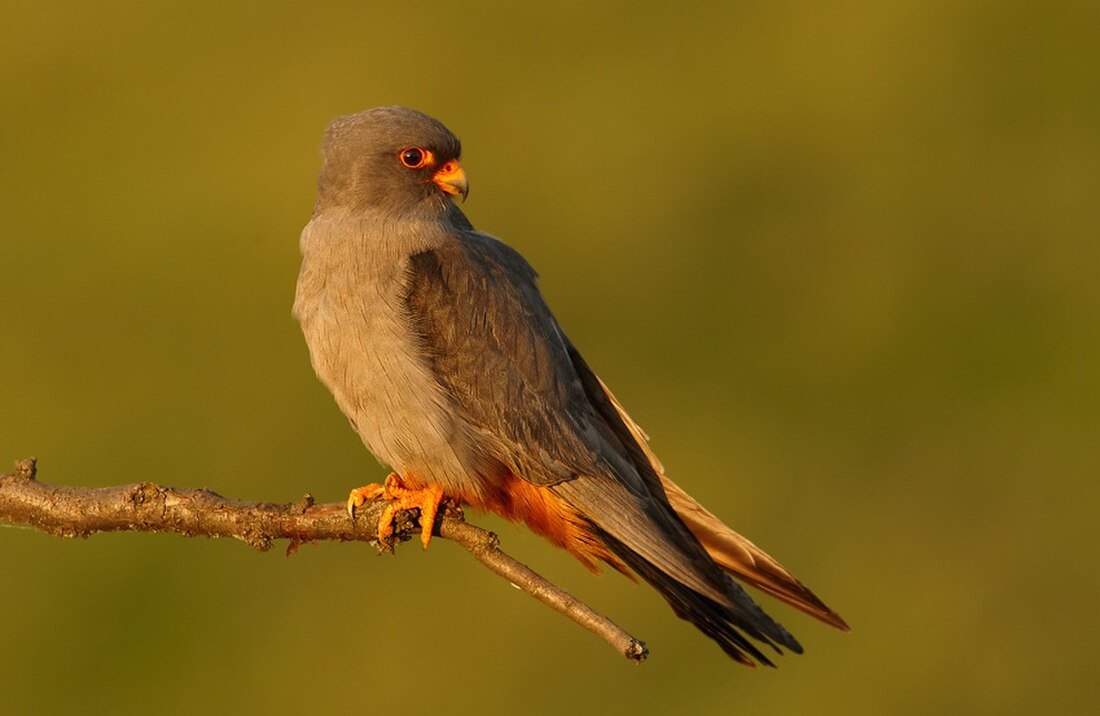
(0, 457, 647, 663)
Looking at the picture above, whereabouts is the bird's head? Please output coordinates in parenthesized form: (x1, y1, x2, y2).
(314, 106, 468, 216)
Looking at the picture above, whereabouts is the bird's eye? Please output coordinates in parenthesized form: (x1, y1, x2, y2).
(399, 147, 431, 169)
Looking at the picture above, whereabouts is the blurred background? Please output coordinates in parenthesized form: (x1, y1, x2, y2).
(2, 1, 1097, 713)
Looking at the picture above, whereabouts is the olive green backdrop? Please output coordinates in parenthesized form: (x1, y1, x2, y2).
(2, 1, 1096, 714)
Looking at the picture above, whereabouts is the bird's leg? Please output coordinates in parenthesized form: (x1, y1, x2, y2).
(347, 472, 445, 549)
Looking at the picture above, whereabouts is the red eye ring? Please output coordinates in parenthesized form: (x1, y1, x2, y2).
(399, 147, 433, 169)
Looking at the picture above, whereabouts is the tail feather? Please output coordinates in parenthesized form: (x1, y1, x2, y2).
(662, 476, 851, 631)
(600, 530, 788, 667)
(593, 375, 850, 632)
(553, 470, 803, 655)
(561, 351, 848, 662)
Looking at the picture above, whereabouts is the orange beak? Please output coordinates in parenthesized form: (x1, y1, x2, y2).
(432, 159, 469, 202)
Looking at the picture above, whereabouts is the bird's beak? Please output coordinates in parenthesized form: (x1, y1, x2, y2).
(432, 160, 469, 202)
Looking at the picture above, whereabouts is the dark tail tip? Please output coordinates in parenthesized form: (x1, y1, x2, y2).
(600, 531, 797, 667)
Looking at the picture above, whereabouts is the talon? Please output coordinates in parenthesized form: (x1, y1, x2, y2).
(346, 482, 386, 520)
(346, 473, 445, 549)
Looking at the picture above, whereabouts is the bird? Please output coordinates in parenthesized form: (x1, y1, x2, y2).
(293, 106, 848, 665)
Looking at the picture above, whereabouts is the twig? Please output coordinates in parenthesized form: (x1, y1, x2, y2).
(0, 457, 647, 663)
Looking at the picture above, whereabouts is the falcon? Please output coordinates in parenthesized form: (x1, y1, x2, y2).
(293, 106, 848, 665)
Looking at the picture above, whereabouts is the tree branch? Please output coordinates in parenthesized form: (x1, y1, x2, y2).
(0, 457, 647, 663)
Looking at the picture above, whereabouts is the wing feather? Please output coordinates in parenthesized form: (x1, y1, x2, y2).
(403, 233, 731, 600)
(402, 233, 604, 486)
(402, 230, 812, 658)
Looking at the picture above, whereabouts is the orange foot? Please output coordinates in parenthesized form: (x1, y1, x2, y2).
(347, 473, 444, 550)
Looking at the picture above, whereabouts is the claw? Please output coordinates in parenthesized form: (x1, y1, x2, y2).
(346, 473, 445, 549)
(346, 482, 386, 520)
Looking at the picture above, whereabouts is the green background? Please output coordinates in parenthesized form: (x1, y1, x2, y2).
(2, 1, 1097, 714)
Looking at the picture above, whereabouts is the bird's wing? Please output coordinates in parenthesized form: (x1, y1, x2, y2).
(401, 231, 803, 660)
(401, 231, 613, 487)
(402, 234, 723, 594)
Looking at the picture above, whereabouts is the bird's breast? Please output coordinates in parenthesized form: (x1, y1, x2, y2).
(294, 220, 482, 496)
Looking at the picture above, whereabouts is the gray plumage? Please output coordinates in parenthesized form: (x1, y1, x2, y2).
(294, 106, 845, 664)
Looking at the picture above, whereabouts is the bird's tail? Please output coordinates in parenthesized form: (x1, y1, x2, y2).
(552, 456, 805, 665)
(559, 347, 847, 663)
(596, 528, 796, 667)
(661, 475, 850, 631)
(594, 376, 850, 633)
